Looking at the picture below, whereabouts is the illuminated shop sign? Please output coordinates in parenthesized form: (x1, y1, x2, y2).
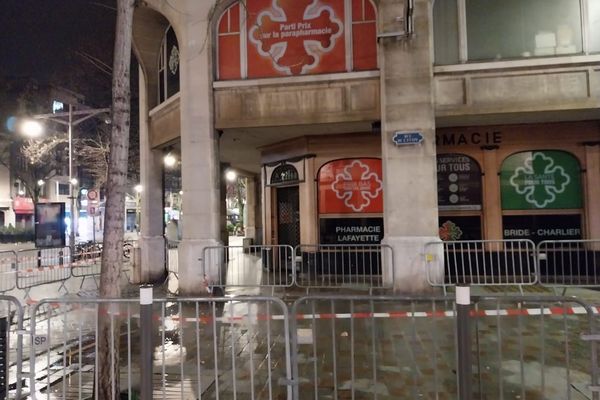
(437, 154, 482, 210)
(249, 0, 343, 75)
(35, 203, 66, 248)
(320, 217, 383, 244)
(501, 150, 581, 210)
(217, 0, 377, 79)
(318, 158, 383, 214)
(318, 158, 383, 245)
(436, 131, 502, 146)
(503, 215, 582, 243)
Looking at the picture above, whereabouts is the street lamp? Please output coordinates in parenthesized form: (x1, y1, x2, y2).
(20, 104, 110, 255)
(163, 153, 177, 168)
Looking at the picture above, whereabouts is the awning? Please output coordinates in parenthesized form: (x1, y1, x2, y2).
(13, 197, 34, 214)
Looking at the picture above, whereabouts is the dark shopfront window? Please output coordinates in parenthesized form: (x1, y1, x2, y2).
(500, 150, 582, 243)
(437, 154, 483, 241)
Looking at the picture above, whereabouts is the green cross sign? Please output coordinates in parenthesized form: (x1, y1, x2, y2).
(501, 150, 581, 210)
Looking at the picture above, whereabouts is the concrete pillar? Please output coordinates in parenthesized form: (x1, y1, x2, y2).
(176, 8, 222, 294)
(584, 143, 600, 240)
(245, 177, 257, 241)
(299, 157, 318, 245)
(264, 185, 274, 245)
(482, 146, 503, 241)
(138, 65, 166, 283)
(254, 174, 263, 245)
(379, 0, 441, 293)
(220, 164, 229, 247)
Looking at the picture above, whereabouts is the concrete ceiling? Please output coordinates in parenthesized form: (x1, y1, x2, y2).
(219, 121, 374, 173)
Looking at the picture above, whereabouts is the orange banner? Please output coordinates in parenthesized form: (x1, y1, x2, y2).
(318, 158, 383, 214)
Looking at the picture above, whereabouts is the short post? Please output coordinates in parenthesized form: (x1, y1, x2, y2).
(456, 285, 472, 400)
(139, 285, 153, 399)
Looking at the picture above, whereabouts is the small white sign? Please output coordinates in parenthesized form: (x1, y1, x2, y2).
(32, 334, 48, 349)
(297, 328, 313, 345)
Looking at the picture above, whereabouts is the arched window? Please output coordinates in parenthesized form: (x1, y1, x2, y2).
(158, 26, 180, 104)
(500, 150, 582, 242)
(216, 0, 377, 80)
(270, 164, 299, 185)
(317, 158, 383, 244)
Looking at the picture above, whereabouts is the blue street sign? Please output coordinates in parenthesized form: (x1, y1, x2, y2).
(392, 131, 424, 146)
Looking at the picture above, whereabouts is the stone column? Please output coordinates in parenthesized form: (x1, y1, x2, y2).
(379, 0, 441, 293)
(584, 143, 600, 240)
(482, 146, 503, 241)
(299, 157, 318, 245)
(254, 174, 263, 245)
(245, 177, 257, 241)
(138, 65, 166, 283)
(176, 9, 222, 295)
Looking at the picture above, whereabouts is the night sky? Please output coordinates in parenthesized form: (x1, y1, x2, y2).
(0, 0, 116, 88)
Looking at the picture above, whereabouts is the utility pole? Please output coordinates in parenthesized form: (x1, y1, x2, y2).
(26, 106, 110, 256)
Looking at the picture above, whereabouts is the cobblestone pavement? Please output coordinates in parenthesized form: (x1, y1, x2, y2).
(4, 237, 600, 399)
(15, 294, 596, 400)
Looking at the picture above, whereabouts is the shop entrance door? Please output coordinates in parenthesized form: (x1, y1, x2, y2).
(277, 186, 300, 249)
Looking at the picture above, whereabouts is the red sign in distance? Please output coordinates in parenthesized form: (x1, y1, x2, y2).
(318, 158, 383, 214)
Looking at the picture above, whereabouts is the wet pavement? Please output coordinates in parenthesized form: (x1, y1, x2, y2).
(2, 237, 600, 399)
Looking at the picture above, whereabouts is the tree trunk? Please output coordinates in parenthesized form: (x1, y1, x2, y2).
(97, 0, 135, 398)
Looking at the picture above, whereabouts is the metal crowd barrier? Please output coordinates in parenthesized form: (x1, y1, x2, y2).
(17, 247, 71, 297)
(202, 245, 295, 289)
(71, 244, 102, 289)
(295, 244, 394, 291)
(290, 294, 599, 400)
(425, 239, 537, 291)
(0, 251, 17, 293)
(538, 239, 600, 287)
(70, 241, 137, 289)
(0, 295, 23, 400)
(29, 295, 292, 400)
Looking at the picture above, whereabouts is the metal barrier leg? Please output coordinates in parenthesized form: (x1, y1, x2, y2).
(140, 285, 153, 400)
(456, 285, 472, 400)
(58, 279, 68, 294)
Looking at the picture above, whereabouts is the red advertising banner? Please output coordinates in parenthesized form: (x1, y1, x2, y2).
(247, 0, 345, 78)
(217, 0, 377, 79)
(318, 158, 383, 214)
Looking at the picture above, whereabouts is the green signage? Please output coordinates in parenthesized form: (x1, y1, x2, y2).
(501, 151, 581, 210)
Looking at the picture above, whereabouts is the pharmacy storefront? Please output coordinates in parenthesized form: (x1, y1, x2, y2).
(435, 122, 598, 244)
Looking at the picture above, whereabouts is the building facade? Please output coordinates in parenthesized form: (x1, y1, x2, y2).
(134, 0, 600, 294)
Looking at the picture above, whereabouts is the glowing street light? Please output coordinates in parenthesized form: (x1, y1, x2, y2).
(226, 170, 237, 182)
(20, 119, 44, 138)
(37, 179, 45, 187)
(134, 184, 143, 193)
(19, 105, 110, 253)
(163, 153, 177, 168)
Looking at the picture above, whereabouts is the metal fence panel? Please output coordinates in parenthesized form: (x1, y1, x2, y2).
(0, 295, 23, 400)
(17, 247, 71, 293)
(29, 296, 292, 400)
(71, 243, 102, 278)
(70, 241, 136, 288)
(202, 245, 295, 289)
(538, 239, 600, 287)
(471, 296, 599, 400)
(295, 244, 394, 290)
(425, 240, 538, 289)
(0, 252, 17, 293)
(290, 295, 599, 400)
